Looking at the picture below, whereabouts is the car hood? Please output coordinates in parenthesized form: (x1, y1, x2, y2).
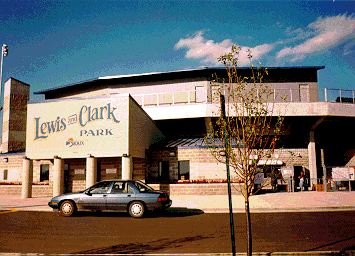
(50, 191, 82, 201)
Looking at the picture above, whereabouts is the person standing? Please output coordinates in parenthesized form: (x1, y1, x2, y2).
(299, 170, 305, 191)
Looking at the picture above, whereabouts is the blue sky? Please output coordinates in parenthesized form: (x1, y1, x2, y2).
(0, 0, 354, 97)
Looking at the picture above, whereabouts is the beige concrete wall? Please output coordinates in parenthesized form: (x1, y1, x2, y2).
(129, 98, 164, 158)
(26, 95, 162, 160)
(144, 101, 355, 121)
(26, 96, 130, 159)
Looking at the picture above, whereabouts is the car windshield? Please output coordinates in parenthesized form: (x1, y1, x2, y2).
(134, 181, 154, 192)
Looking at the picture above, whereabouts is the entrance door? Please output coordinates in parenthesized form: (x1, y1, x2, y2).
(97, 160, 102, 181)
(159, 161, 170, 183)
(299, 84, 310, 102)
(64, 164, 70, 193)
(293, 166, 303, 191)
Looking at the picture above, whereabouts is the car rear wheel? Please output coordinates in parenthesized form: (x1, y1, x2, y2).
(128, 201, 145, 218)
(59, 200, 76, 217)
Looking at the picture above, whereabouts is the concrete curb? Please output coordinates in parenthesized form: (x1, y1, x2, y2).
(1, 251, 355, 255)
(201, 207, 355, 213)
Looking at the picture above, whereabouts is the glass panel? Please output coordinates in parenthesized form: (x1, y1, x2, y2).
(89, 181, 112, 194)
(178, 161, 190, 180)
(134, 181, 153, 192)
(3, 170, 8, 180)
(40, 164, 49, 182)
(111, 181, 126, 193)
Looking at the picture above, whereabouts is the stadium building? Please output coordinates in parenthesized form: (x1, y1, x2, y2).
(0, 67, 354, 197)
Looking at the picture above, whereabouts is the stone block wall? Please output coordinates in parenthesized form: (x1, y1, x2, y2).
(0, 185, 52, 196)
(149, 183, 242, 195)
(99, 157, 121, 181)
(65, 158, 86, 192)
(0, 154, 24, 182)
(32, 159, 53, 183)
(148, 147, 310, 182)
(133, 157, 146, 180)
(1, 78, 29, 153)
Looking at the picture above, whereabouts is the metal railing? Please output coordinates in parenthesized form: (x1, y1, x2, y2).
(315, 178, 354, 192)
(132, 90, 207, 107)
(129, 87, 355, 107)
(322, 88, 355, 103)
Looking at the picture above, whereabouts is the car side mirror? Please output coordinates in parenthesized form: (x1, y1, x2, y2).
(85, 191, 92, 196)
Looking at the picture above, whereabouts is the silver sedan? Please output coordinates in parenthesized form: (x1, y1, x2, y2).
(48, 180, 172, 218)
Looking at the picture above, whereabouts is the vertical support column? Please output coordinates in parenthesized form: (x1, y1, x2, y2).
(122, 155, 133, 180)
(21, 157, 33, 199)
(53, 156, 64, 197)
(321, 148, 327, 192)
(308, 131, 317, 189)
(86, 156, 97, 188)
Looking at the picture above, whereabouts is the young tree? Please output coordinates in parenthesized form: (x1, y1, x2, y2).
(206, 45, 285, 256)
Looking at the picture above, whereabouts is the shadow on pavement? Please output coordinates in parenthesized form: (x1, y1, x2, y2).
(0, 204, 46, 208)
(305, 235, 355, 252)
(148, 207, 205, 218)
(74, 235, 213, 254)
(72, 207, 204, 218)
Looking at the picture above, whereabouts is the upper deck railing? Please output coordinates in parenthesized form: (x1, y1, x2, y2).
(322, 88, 355, 104)
(131, 87, 355, 107)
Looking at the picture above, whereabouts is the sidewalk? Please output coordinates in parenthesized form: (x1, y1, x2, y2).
(0, 191, 354, 213)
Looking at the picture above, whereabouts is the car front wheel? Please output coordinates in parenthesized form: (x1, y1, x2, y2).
(128, 201, 145, 218)
(59, 200, 76, 217)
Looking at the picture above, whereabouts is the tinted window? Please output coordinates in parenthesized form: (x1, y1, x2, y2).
(3, 169, 8, 180)
(111, 181, 127, 193)
(134, 181, 153, 192)
(178, 161, 190, 180)
(40, 164, 49, 182)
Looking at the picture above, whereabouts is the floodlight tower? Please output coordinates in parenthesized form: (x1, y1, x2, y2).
(0, 43, 9, 107)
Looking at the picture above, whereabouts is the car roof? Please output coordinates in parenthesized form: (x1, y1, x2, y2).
(98, 179, 140, 183)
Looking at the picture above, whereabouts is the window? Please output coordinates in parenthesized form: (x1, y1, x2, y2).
(89, 181, 112, 194)
(3, 170, 8, 180)
(111, 181, 126, 193)
(134, 181, 153, 192)
(40, 164, 49, 182)
(178, 161, 190, 180)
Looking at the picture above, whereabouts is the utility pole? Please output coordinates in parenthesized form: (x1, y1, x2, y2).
(220, 93, 236, 256)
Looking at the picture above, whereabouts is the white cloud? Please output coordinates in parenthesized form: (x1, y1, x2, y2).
(343, 40, 355, 56)
(175, 31, 273, 65)
(277, 14, 355, 61)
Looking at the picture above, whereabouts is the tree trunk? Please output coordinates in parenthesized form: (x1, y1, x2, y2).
(245, 198, 252, 256)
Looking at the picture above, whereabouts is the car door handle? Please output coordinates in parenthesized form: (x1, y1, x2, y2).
(103, 195, 107, 197)
(127, 195, 131, 197)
